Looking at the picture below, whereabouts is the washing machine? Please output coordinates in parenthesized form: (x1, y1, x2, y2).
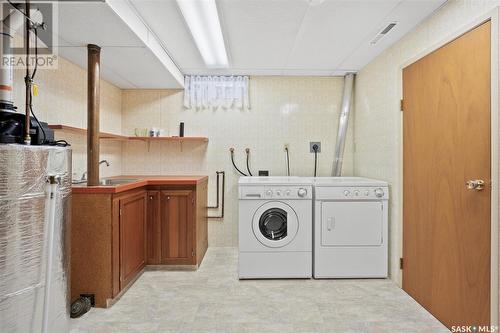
(238, 177, 313, 279)
(313, 177, 389, 278)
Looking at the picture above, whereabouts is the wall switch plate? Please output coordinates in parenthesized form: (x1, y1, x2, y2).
(310, 142, 321, 153)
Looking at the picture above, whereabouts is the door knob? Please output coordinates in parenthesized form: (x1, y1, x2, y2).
(466, 179, 485, 191)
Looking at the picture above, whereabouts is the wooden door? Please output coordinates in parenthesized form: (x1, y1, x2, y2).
(403, 21, 491, 328)
(119, 191, 147, 289)
(160, 190, 194, 265)
(146, 191, 161, 264)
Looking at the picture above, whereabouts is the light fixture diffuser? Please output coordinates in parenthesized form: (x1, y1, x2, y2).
(177, 0, 228, 68)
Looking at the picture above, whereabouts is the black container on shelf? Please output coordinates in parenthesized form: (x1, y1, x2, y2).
(179, 122, 184, 137)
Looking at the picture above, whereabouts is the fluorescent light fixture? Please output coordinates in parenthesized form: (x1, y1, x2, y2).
(177, 0, 228, 68)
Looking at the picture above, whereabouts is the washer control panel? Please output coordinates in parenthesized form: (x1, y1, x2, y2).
(315, 186, 388, 200)
(240, 185, 312, 200)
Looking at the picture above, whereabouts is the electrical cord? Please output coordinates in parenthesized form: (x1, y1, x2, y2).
(285, 147, 290, 176)
(27, 27, 69, 148)
(31, 28, 38, 79)
(313, 145, 318, 177)
(27, 26, 46, 143)
(230, 149, 247, 176)
(245, 148, 253, 176)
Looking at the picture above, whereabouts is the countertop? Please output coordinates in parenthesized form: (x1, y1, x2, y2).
(72, 175, 209, 194)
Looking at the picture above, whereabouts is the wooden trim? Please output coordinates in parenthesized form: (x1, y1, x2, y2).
(196, 180, 208, 266)
(111, 197, 120, 298)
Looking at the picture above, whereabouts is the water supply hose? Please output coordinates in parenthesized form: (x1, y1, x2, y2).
(245, 148, 253, 176)
(230, 148, 247, 176)
(285, 146, 290, 176)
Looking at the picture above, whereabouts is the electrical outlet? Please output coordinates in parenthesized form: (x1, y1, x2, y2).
(310, 142, 321, 153)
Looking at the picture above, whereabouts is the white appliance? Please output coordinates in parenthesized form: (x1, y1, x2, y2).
(0, 145, 72, 333)
(313, 177, 389, 278)
(238, 177, 313, 278)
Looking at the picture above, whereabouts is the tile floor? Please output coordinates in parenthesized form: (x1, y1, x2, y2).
(70, 247, 449, 333)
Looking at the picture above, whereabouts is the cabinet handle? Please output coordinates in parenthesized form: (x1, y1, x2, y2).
(149, 196, 153, 200)
(167, 196, 170, 200)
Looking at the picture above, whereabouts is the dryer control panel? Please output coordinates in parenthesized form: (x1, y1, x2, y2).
(240, 185, 312, 200)
(315, 186, 389, 200)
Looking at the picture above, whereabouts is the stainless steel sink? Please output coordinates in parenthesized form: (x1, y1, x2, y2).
(99, 178, 139, 186)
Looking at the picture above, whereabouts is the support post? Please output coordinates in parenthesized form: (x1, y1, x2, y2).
(87, 44, 100, 186)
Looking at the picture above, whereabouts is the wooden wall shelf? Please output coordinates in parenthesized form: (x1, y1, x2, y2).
(49, 125, 209, 143)
(129, 136, 209, 142)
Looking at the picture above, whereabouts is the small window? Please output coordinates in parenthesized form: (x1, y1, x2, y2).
(259, 208, 287, 240)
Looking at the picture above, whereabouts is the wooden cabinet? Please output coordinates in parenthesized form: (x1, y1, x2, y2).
(71, 178, 208, 308)
(160, 190, 194, 264)
(119, 191, 147, 289)
(146, 185, 208, 266)
(146, 191, 161, 264)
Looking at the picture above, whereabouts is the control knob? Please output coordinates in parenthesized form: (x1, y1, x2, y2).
(374, 188, 384, 198)
(297, 188, 307, 197)
(266, 190, 273, 196)
(343, 190, 350, 196)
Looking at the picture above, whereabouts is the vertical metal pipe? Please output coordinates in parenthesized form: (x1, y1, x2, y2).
(87, 44, 100, 186)
(24, 0, 31, 145)
(332, 73, 355, 176)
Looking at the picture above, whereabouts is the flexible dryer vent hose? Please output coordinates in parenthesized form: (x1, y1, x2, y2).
(332, 73, 355, 176)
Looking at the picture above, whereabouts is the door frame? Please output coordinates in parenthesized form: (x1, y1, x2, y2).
(398, 7, 500, 325)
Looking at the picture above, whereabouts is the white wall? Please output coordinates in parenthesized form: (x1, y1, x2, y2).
(121, 76, 354, 246)
(353, 0, 499, 285)
(12, 50, 352, 248)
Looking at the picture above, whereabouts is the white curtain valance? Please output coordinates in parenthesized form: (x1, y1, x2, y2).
(183, 75, 250, 110)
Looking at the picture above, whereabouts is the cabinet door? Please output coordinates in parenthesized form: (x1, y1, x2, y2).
(160, 190, 194, 264)
(146, 191, 161, 264)
(120, 191, 147, 289)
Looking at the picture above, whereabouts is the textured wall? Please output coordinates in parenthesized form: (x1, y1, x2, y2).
(12, 56, 123, 179)
(353, 0, 499, 284)
(121, 76, 354, 246)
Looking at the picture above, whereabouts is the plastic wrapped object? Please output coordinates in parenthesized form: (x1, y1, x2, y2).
(0, 144, 72, 333)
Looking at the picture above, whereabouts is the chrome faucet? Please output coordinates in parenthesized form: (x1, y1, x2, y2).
(81, 160, 110, 181)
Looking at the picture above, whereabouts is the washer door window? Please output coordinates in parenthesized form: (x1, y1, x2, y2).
(252, 201, 298, 248)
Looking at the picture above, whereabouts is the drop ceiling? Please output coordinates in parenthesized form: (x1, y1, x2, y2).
(52, 1, 184, 89)
(52, 0, 446, 88)
(131, 0, 446, 76)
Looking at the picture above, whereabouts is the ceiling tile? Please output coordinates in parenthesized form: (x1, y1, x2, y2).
(286, 0, 400, 70)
